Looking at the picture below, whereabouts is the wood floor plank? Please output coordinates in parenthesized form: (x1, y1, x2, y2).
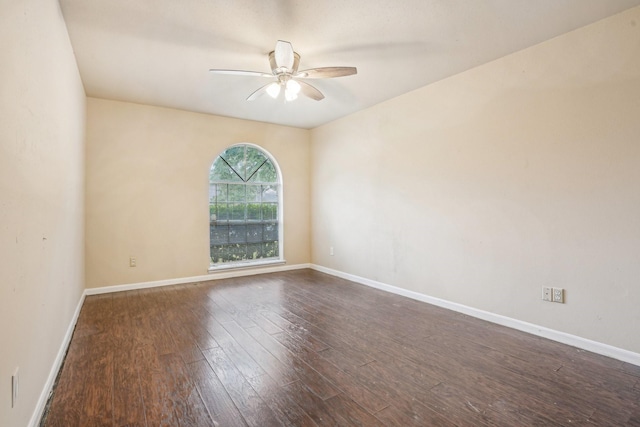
(247, 374, 319, 427)
(165, 287, 220, 355)
(322, 393, 386, 427)
(77, 333, 114, 427)
(255, 327, 388, 413)
(274, 307, 376, 369)
(207, 286, 259, 328)
(483, 396, 566, 427)
(251, 311, 284, 335)
(40, 335, 91, 427)
(622, 362, 640, 377)
(260, 309, 331, 352)
(72, 294, 114, 338)
(42, 269, 640, 427)
(158, 352, 215, 427)
(188, 359, 249, 427)
(374, 400, 459, 427)
(244, 327, 341, 400)
(200, 288, 236, 324)
(139, 309, 177, 356)
(166, 314, 206, 364)
(204, 317, 269, 381)
(383, 334, 599, 424)
(135, 343, 180, 426)
(112, 309, 146, 427)
(284, 380, 356, 427)
(221, 321, 299, 386)
(202, 347, 284, 427)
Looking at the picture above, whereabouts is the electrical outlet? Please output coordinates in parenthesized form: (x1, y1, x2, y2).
(542, 287, 552, 302)
(129, 257, 136, 267)
(330, 246, 334, 256)
(552, 287, 564, 303)
(12, 368, 19, 408)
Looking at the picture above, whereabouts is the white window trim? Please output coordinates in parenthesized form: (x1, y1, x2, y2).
(208, 143, 284, 271)
(208, 258, 286, 273)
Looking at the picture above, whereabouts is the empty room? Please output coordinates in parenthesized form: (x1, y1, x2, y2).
(2, 0, 640, 425)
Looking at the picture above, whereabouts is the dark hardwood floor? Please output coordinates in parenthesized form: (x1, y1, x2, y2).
(41, 269, 640, 426)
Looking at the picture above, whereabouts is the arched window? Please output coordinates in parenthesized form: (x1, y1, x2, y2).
(209, 144, 282, 269)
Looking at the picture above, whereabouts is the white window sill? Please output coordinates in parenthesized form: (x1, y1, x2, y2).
(208, 258, 286, 273)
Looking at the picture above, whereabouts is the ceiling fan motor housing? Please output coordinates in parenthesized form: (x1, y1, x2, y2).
(269, 51, 300, 76)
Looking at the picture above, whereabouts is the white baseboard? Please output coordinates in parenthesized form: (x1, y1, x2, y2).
(85, 262, 312, 295)
(310, 264, 640, 367)
(29, 291, 86, 427)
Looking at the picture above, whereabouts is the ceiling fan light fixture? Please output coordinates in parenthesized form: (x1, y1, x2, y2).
(285, 79, 301, 101)
(266, 82, 281, 99)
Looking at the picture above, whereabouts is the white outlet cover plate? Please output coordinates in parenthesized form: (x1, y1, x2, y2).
(553, 288, 564, 303)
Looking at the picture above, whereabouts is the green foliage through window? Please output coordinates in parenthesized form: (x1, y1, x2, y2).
(209, 145, 280, 265)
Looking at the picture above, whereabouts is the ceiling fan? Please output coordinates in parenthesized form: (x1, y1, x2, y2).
(209, 40, 357, 102)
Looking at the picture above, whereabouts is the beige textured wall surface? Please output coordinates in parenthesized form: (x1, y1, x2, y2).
(311, 7, 640, 353)
(0, 0, 86, 425)
(85, 98, 311, 289)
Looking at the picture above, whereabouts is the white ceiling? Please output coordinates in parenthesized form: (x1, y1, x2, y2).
(59, 0, 640, 129)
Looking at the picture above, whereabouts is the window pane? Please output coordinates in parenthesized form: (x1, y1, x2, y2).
(228, 243, 247, 261)
(245, 148, 268, 181)
(247, 203, 261, 221)
(247, 243, 263, 259)
(262, 185, 278, 202)
(209, 184, 216, 203)
(211, 244, 247, 263)
(263, 223, 278, 241)
(210, 245, 224, 263)
(246, 185, 260, 202)
(246, 224, 263, 243)
(221, 146, 246, 180)
(210, 224, 229, 245)
(262, 203, 277, 221)
(263, 241, 278, 258)
(251, 160, 277, 183)
(228, 184, 245, 202)
(215, 203, 228, 222)
(216, 184, 228, 202)
(210, 161, 241, 182)
(229, 224, 246, 244)
(229, 203, 245, 221)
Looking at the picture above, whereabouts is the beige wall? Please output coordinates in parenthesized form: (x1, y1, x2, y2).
(85, 98, 311, 288)
(311, 7, 640, 353)
(0, 0, 86, 425)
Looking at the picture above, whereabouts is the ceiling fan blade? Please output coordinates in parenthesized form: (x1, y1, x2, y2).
(209, 69, 272, 78)
(247, 82, 280, 101)
(274, 40, 295, 70)
(296, 67, 357, 79)
(297, 80, 324, 101)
